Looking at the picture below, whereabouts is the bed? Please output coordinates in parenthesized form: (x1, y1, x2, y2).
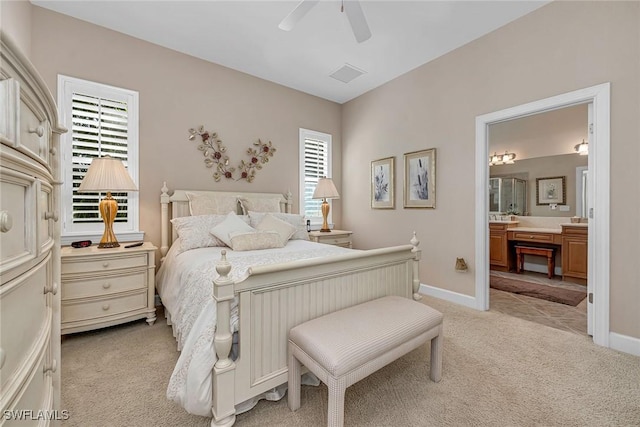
(157, 184, 422, 426)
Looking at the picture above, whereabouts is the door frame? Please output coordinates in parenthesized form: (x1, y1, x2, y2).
(475, 83, 610, 347)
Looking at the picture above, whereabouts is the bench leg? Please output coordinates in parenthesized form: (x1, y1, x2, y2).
(430, 325, 443, 383)
(288, 346, 301, 411)
(327, 377, 346, 427)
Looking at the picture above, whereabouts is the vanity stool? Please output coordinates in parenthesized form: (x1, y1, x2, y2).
(515, 245, 555, 279)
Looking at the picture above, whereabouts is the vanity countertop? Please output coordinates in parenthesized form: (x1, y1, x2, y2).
(560, 223, 589, 228)
(511, 227, 562, 234)
(489, 220, 519, 225)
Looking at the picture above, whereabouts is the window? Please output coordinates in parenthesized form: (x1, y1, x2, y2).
(58, 75, 141, 245)
(299, 128, 332, 227)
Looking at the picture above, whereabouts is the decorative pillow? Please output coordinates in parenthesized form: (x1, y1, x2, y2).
(170, 214, 227, 253)
(248, 211, 309, 241)
(186, 192, 238, 216)
(238, 197, 282, 215)
(255, 214, 297, 246)
(229, 231, 283, 251)
(211, 212, 256, 247)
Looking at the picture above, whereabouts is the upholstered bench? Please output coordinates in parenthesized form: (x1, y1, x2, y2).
(287, 295, 443, 427)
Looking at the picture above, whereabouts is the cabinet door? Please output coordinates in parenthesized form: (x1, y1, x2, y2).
(489, 232, 508, 267)
(562, 236, 588, 278)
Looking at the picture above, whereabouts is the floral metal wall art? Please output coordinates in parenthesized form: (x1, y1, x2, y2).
(237, 139, 276, 183)
(188, 126, 235, 181)
(188, 126, 276, 182)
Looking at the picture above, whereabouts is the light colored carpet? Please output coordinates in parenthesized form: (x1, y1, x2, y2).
(61, 297, 640, 426)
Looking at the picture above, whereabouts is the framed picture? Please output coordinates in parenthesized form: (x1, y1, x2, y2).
(536, 176, 566, 205)
(403, 148, 436, 208)
(371, 156, 395, 209)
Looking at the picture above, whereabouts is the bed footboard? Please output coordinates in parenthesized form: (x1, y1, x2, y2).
(210, 234, 422, 426)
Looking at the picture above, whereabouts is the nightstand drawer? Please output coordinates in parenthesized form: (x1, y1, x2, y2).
(62, 291, 147, 323)
(62, 252, 149, 275)
(62, 271, 147, 300)
(322, 236, 352, 247)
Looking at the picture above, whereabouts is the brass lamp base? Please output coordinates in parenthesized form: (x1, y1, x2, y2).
(98, 192, 120, 248)
(320, 199, 331, 232)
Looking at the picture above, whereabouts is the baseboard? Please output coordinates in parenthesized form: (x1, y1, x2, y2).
(419, 283, 478, 309)
(609, 332, 640, 357)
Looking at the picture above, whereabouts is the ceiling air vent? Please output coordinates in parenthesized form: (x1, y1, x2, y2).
(330, 64, 366, 84)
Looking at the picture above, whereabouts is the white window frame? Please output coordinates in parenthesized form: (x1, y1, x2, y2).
(57, 75, 142, 245)
(299, 128, 333, 229)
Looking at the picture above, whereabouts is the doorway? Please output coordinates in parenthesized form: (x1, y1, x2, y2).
(487, 105, 589, 335)
(475, 83, 611, 348)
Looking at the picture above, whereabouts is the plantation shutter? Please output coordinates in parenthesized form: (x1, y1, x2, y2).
(71, 93, 131, 224)
(302, 134, 330, 219)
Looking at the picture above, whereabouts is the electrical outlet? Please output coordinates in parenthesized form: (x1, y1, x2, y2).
(559, 205, 570, 211)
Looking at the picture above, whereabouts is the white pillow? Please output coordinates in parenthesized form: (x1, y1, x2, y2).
(248, 211, 309, 241)
(255, 214, 297, 246)
(229, 231, 283, 251)
(186, 192, 238, 216)
(211, 212, 256, 247)
(238, 197, 282, 215)
(170, 214, 227, 253)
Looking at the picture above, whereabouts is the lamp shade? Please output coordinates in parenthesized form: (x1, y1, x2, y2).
(78, 155, 138, 192)
(312, 178, 340, 200)
(574, 139, 588, 156)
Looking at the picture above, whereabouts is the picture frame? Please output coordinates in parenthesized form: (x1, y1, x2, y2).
(536, 176, 566, 205)
(403, 148, 436, 208)
(371, 156, 395, 209)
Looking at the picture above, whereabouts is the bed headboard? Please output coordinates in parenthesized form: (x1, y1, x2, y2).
(159, 182, 293, 257)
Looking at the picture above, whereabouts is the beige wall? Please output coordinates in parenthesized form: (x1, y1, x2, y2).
(1, 0, 32, 57)
(342, 1, 639, 338)
(28, 7, 342, 250)
(491, 154, 588, 217)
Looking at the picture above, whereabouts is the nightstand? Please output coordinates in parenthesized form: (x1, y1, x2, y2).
(60, 242, 157, 334)
(308, 230, 353, 248)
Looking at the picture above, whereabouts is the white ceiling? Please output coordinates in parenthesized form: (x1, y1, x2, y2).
(32, 0, 549, 104)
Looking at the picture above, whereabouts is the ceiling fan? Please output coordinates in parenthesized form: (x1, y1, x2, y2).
(278, 0, 372, 43)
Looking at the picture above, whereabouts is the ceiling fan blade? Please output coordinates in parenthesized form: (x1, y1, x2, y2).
(278, 0, 320, 31)
(344, 0, 371, 43)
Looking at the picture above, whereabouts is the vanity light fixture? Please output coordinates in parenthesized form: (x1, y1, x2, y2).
(489, 151, 516, 166)
(574, 139, 589, 155)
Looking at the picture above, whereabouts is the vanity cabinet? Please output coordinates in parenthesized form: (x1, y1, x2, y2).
(489, 223, 512, 270)
(561, 225, 588, 285)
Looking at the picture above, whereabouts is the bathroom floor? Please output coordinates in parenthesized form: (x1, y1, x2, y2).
(489, 270, 588, 336)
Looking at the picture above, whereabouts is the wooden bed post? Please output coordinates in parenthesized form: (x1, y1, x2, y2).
(211, 250, 237, 427)
(411, 231, 422, 301)
(160, 182, 170, 259)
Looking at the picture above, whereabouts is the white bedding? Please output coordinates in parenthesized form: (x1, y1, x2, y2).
(155, 239, 352, 416)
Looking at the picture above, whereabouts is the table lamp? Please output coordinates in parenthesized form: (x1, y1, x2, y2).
(312, 177, 340, 232)
(77, 155, 138, 248)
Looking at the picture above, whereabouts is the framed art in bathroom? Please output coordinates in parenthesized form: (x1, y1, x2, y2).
(536, 176, 566, 205)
